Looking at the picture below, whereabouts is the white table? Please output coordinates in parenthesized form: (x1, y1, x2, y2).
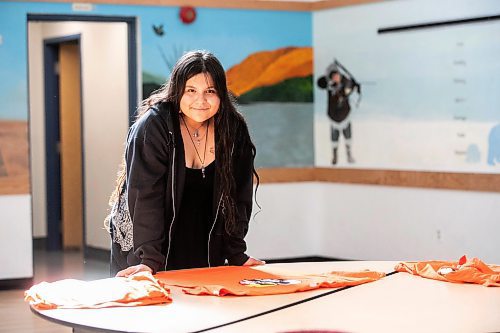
(31, 261, 396, 333)
(215, 270, 500, 333)
(33, 260, 500, 332)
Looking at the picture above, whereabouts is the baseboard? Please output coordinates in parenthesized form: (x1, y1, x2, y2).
(34, 243, 345, 265)
(33, 237, 47, 250)
(0, 277, 33, 290)
(82, 252, 343, 264)
(263, 256, 344, 263)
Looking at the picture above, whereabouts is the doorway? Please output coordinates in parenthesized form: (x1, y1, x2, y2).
(27, 15, 137, 257)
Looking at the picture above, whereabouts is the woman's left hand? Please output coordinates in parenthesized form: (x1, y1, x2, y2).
(243, 256, 266, 266)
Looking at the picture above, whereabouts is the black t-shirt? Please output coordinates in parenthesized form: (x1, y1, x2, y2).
(166, 161, 215, 270)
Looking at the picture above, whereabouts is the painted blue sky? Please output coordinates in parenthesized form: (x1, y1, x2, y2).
(132, 6, 312, 77)
(0, 2, 311, 119)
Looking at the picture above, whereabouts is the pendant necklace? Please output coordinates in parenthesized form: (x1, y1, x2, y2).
(181, 115, 209, 178)
(191, 123, 205, 146)
(182, 118, 205, 146)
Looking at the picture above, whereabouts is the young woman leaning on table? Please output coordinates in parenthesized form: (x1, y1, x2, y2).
(105, 50, 265, 277)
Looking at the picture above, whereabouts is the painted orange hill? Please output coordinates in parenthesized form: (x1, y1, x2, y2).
(226, 46, 312, 97)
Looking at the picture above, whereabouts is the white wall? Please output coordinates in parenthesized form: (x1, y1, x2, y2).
(246, 183, 323, 259)
(0, 195, 32, 278)
(28, 24, 46, 238)
(317, 183, 500, 263)
(28, 21, 129, 250)
(247, 183, 500, 264)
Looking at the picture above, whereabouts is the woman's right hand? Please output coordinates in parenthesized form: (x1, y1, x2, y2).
(115, 264, 153, 277)
(243, 256, 266, 266)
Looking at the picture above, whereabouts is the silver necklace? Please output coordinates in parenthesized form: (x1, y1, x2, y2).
(192, 123, 204, 141)
(185, 121, 205, 146)
(181, 115, 209, 178)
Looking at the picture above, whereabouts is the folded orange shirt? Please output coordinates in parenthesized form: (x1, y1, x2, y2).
(155, 266, 385, 296)
(25, 271, 172, 310)
(395, 255, 500, 287)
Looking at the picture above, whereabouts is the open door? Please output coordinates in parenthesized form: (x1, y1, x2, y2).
(43, 35, 83, 250)
(59, 42, 83, 249)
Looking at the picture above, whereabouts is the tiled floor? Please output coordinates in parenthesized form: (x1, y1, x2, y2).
(0, 249, 109, 333)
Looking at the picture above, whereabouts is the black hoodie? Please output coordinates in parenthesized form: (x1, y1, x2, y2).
(120, 102, 254, 273)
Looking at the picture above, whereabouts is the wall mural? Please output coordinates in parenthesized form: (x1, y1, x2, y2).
(314, 0, 500, 174)
(143, 46, 314, 169)
(0, 121, 29, 195)
(0, 3, 30, 194)
(0, 2, 313, 195)
(227, 47, 313, 168)
(140, 10, 314, 168)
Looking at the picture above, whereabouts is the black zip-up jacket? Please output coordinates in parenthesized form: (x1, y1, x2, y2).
(124, 102, 253, 273)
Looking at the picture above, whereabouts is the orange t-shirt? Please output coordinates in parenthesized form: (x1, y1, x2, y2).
(395, 255, 500, 287)
(25, 271, 172, 310)
(155, 266, 385, 296)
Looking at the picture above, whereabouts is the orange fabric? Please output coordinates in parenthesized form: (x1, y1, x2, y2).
(25, 271, 172, 310)
(155, 266, 385, 296)
(395, 255, 500, 287)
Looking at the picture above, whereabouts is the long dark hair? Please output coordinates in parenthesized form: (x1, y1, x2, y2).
(108, 50, 259, 234)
